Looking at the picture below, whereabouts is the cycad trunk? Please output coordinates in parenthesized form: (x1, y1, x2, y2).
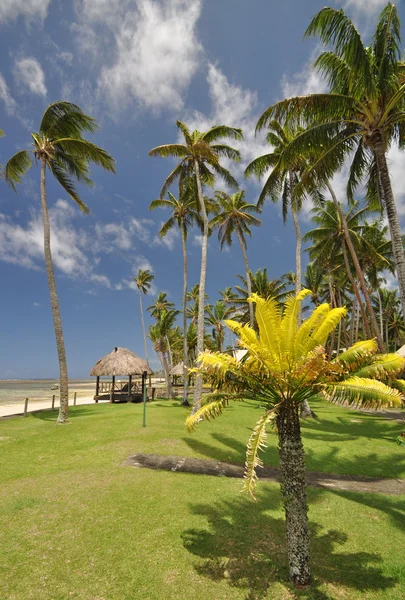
(139, 291, 149, 367)
(193, 159, 209, 414)
(373, 133, 405, 327)
(277, 399, 311, 587)
(40, 158, 69, 424)
(326, 182, 384, 350)
(237, 229, 254, 328)
(181, 227, 189, 406)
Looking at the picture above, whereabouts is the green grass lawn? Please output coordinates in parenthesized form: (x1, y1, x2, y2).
(0, 398, 404, 600)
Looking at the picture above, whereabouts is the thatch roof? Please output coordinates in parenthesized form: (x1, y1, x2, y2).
(169, 361, 185, 376)
(90, 347, 152, 376)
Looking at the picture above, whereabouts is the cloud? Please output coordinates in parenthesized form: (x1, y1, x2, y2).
(184, 64, 268, 187)
(153, 223, 179, 250)
(73, 0, 203, 114)
(192, 234, 203, 247)
(32, 302, 41, 307)
(14, 57, 47, 97)
(343, 0, 389, 16)
(0, 0, 51, 23)
(0, 201, 111, 286)
(0, 73, 17, 115)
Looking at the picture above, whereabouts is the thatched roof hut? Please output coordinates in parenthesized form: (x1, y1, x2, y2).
(90, 347, 152, 376)
(169, 361, 185, 376)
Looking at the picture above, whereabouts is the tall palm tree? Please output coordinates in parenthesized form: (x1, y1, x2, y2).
(134, 269, 155, 369)
(210, 190, 261, 327)
(245, 122, 311, 298)
(188, 291, 405, 586)
(257, 3, 405, 323)
(147, 292, 175, 319)
(4, 101, 115, 423)
(234, 268, 292, 325)
(150, 184, 200, 406)
(149, 121, 243, 411)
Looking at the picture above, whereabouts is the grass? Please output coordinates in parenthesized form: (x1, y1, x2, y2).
(0, 398, 404, 599)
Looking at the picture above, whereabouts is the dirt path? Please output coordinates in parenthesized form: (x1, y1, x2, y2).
(125, 453, 405, 496)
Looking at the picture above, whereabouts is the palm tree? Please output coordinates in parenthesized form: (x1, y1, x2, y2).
(134, 269, 155, 369)
(210, 190, 261, 327)
(245, 122, 311, 298)
(149, 309, 179, 399)
(234, 268, 292, 325)
(4, 101, 115, 423)
(150, 184, 200, 406)
(257, 3, 405, 324)
(149, 120, 243, 411)
(147, 292, 175, 319)
(188, 290, 405, 586)
(205, 300, 234, 352)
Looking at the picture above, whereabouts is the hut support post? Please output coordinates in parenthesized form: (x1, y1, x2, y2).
(142, 371, 147, 427)
(96, 376, 100, 397)
(128, 375, 132, 403)
(110, 375, 115, 403)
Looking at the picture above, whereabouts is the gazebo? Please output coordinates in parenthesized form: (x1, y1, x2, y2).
(169, 361, 185, 386)
(90, 347, 153, 403)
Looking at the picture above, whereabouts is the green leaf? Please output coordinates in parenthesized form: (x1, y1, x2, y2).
(40, 101, 98, 137)
(54, 138, 116, 173)
(201, 126, 243, 144)
(48, 160, 90, 214)
(325, 376, 404, 409)
(4, 150, 32, 190)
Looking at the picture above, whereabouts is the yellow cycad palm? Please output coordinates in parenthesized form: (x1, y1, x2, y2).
(186, 291, 405, 588)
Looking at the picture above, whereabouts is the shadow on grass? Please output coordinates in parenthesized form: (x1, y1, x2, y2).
(182, 490, 398, 600)
(31, 406, 104, 421)
(330, 489, 405, 533)
(301, 412, 404, 444)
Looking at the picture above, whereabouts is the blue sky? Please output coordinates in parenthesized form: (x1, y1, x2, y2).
(0, 0, 404, 378)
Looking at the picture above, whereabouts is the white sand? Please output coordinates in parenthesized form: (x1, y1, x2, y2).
(0, 394, 98, 418)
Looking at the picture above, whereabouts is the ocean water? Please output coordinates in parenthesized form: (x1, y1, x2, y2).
(0, 379, 95, 405)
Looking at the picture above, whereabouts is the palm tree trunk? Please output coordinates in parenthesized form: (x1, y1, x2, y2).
(160, 350, 173, 399)
(378, 290, 384, 340)
(356, 300, 361, 343)
(139, 292, 149, 366)
(373, 133, 405, 327)
(326, 182, 383, 349)
(277, 399, 311, 587)
(40, 157, 69, 424)
(342, 241, 371, 338)
(236, 229, 254, 328)
(350, 293, 357, 346)
(193, 159, 209, 413)
(181, 227, 189, 406)
(290, 199, 302, 296)
(337, 289, 343, 354)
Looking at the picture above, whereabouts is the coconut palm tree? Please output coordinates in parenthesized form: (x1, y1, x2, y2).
(210, 190, 261, 327)
(4, 101, 115, 423)
(147, 292, 175, 319)
(150, 184, 200, 406)
(149, 121, 243, 411)
(245, 122, 312, 298)
(205, 300, 234, 352)
(187, 290, 405, 586)
(134, 269, 155, 370)
(149, 309, 179, 399)
(257, 3, 405, 324)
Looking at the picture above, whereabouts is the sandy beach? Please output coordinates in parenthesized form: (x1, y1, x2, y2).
(0, 393, 97, 418)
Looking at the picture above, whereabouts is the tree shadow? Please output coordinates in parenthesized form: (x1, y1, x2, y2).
(31, 406, 102, 421)
(182, 490, 398, 600)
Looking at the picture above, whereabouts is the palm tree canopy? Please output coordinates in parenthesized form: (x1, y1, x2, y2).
(4, 101, 115, 213)
(187, 291, 405, 496)
(147, 292, 175, 318)
(209, 190, 261, 249)
(254, 4, 405, 203)
(150, 184, 201, 240)
(149, 120, 243, 199)
(134, 269, 154, 295)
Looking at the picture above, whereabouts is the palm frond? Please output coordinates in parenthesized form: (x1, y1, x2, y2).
(40, 101, 98, 136)
(353, 354, 405, 379)
(176, 121, 193, 145)
(4, 150, 32, 190)
(325, 376, 404, 408)
(242, 409, 277, 499)
(201, 126, 243, 144)
(55, 138, 115, 172)
(186, 395, 230, 431)
(335, 340, 378, 369)
(149, 144, 189, 158)
(48, 160, 90, 214)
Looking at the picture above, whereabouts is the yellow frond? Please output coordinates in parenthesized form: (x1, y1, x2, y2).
(295, 303, 330, 359)
(335, 339, 378, 370)
(241, 409, 277, 499)
(186, 395, 230, 431)
(354, 354, 405, 379)
(281, 289, 312, 359)
(306, 307, 346, 352)
(248, 294, 282, 360)
(224, 319, 269, 364)
(325, 376, 404, 409)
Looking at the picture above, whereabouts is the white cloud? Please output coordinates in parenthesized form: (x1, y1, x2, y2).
(0, 201, 111, 286)
(73, 0, 202, 114)
(343, 0, 389, 16)
(131, 218, 152, 244)
(14, 57, 47, 97)
(0, 0, 51, 23)
(0, 73, 17, 115)
(32, 302, 41, 307)
(281, 55, 327, 98)
(153, 223, 179, 250)
(184, 64, 268, 187)
(192, 234, 203, 247)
